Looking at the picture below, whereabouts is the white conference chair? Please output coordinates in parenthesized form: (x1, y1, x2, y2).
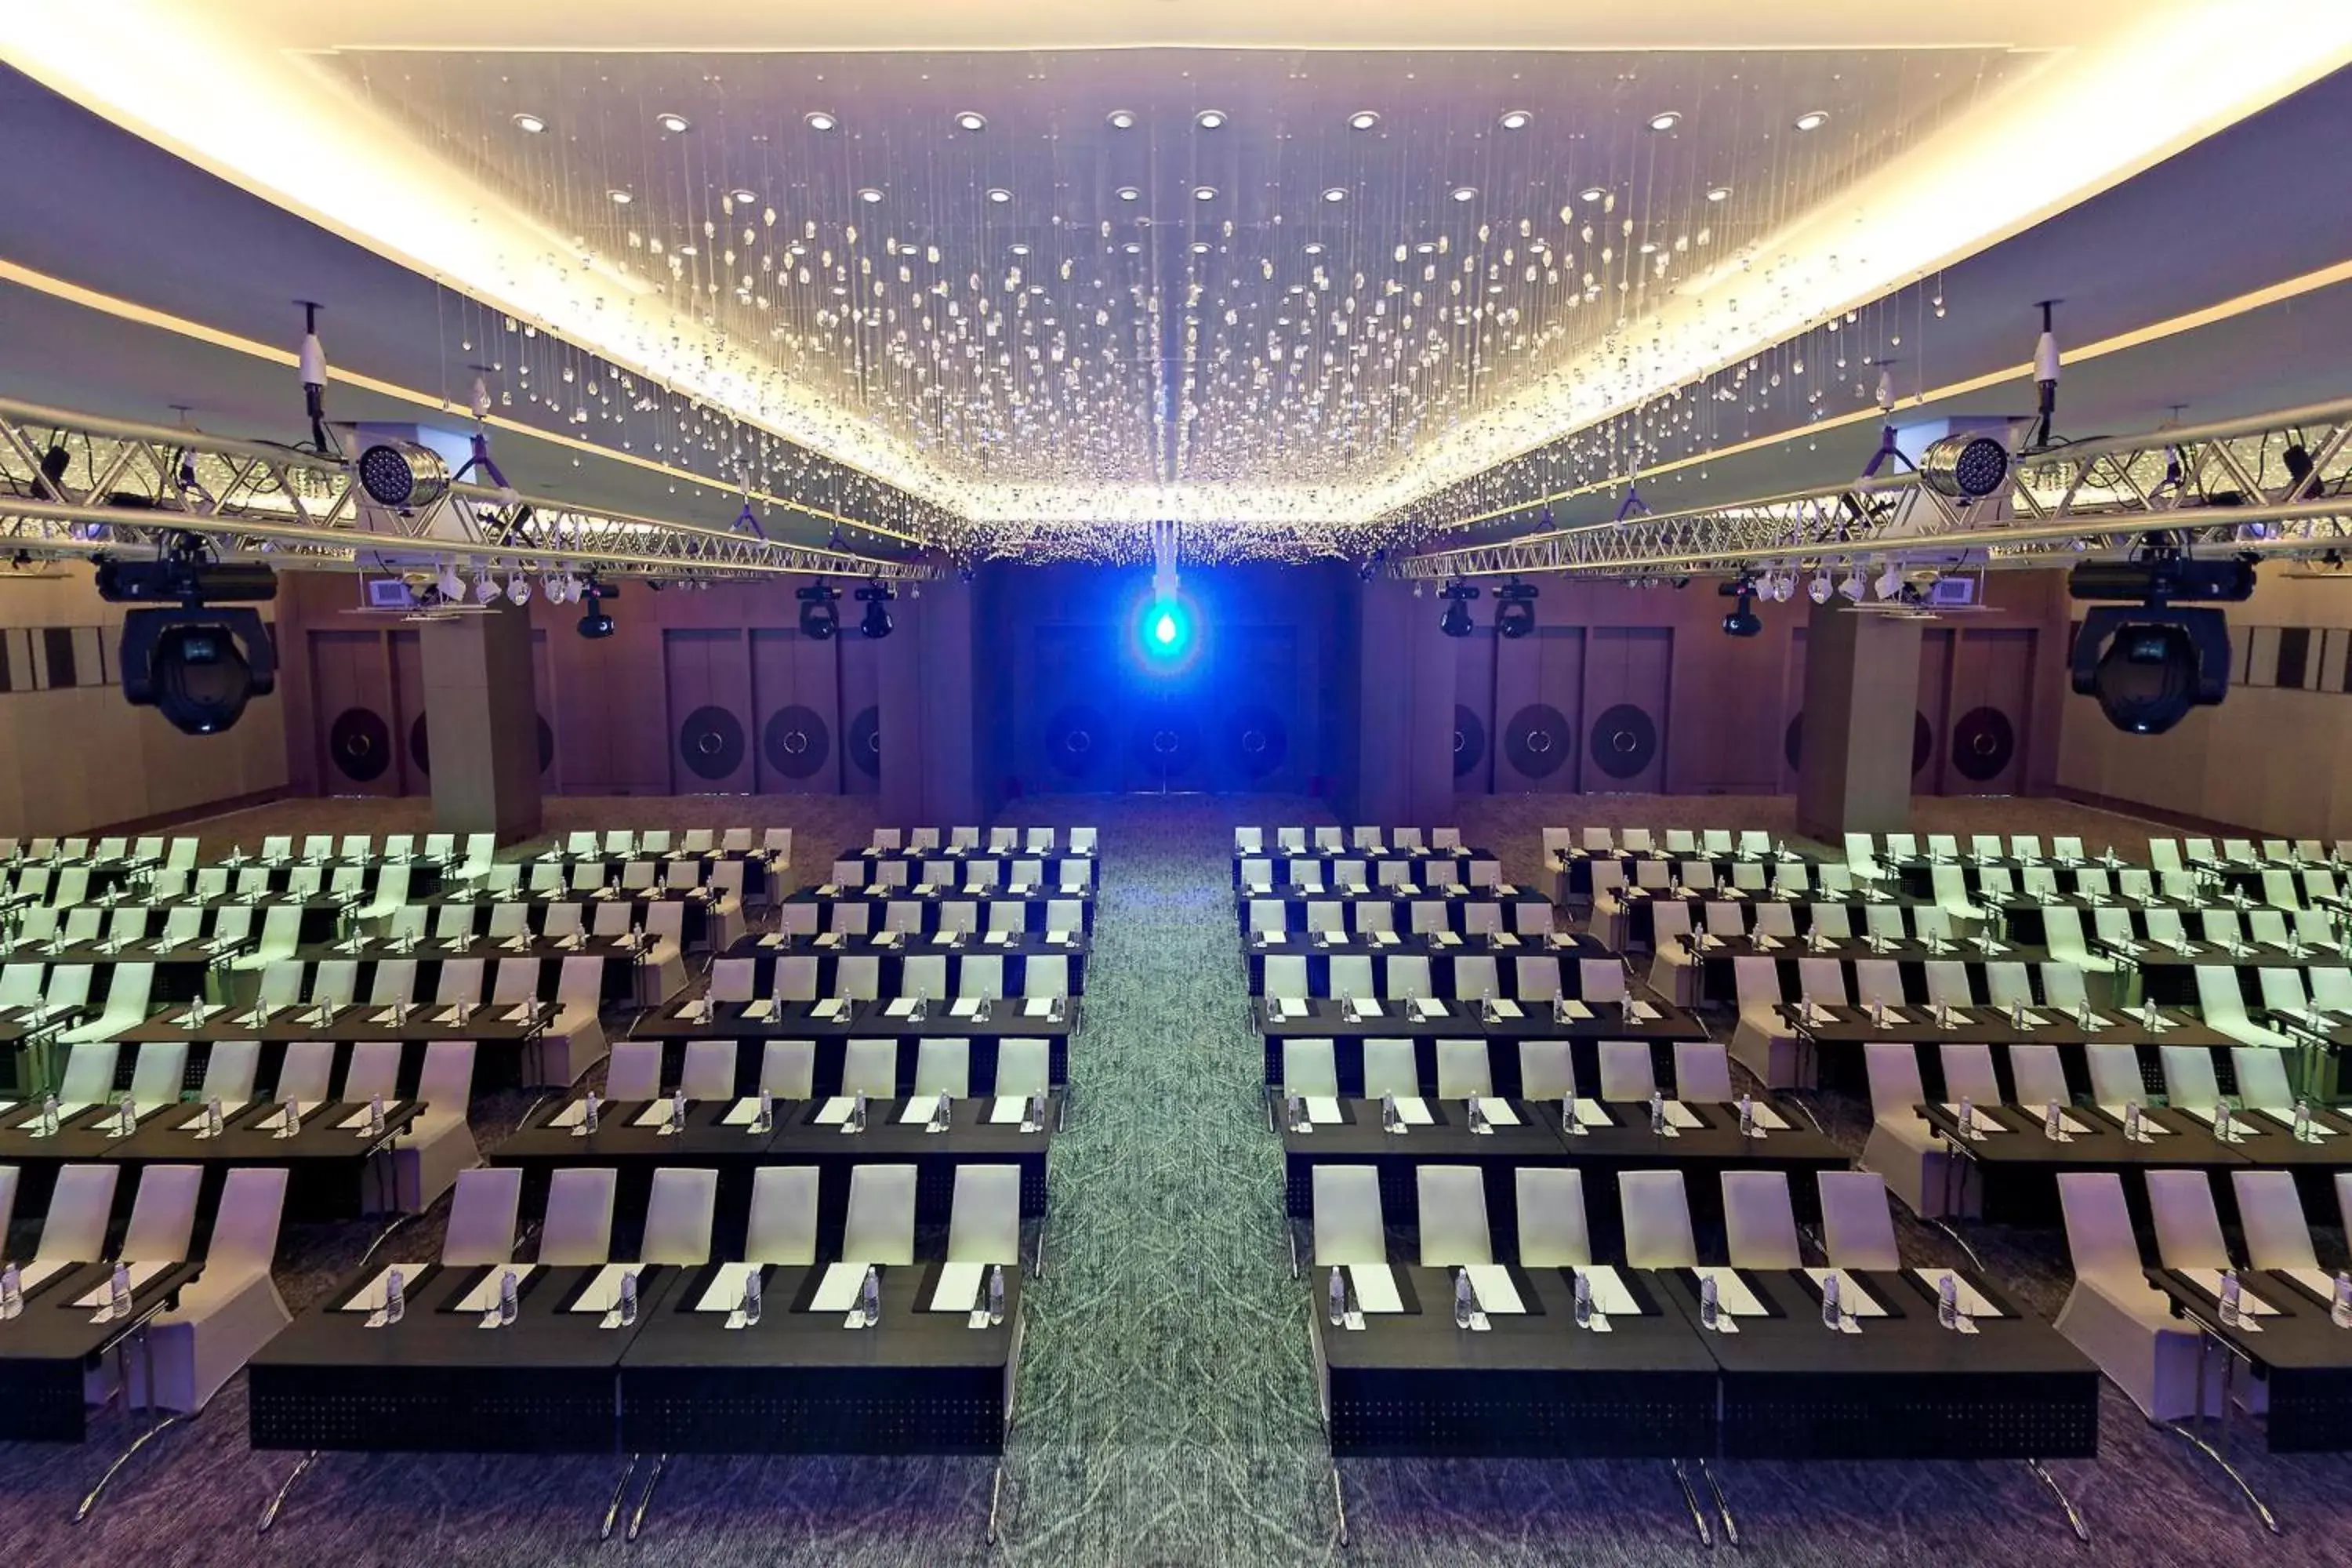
(1860, 1043, 1952, 1219)
(1619, 1171, 1698, 1270)
(604, 1041, 664, 1102)
(745, 1167, 820, 1266)
(760, 1040, 817, 1101)
(537, 1168, 618, 1266)
(642, 1169, 719, 1267)
(1417, 1166, 1493, 1267)
(1817, 1171, 1902, 1272)
(843, 1165, 918, 1266)
(2056, 1171, 2203, 1421)
(1311, 1166, 1385, 1266)
(1433, 1039, 1492, 1099)
(1361, 1039, 1419, 1100)
(948, 1165, 1023, 1266)
(142, 1166, 292, 1413)
(1721, 1171, 1803, 1269)
(1514, 1170, 1591, 1267)
(2233, 1171, 2318, 1272)
(386, 1041, 481, 1212)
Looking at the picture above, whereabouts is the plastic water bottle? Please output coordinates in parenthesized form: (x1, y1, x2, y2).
(2332, 1272, 2352, 1330)
(1573, 1269, 1593, 1328)
(927, 1091, 952, 1132)
(1328, 1265, 1347, 1327)
(498, 1269, 520, 1326)
(384, 1267, 405, 1325)
(1453, 1269, 1475, 1328)
(1285, 1093, 1306, 1133)
(757, 1087, 775, 1134)
(1480, 986, 1496, 1023)
(1820, 1272, 1843, 1329)
(851, 1092, 869, 1134)
(2214, 1102, 2234, 1142)
(859, 1265, 881, 1327)
(2219, 1267, 2242, 1328)
(2045, 1100, 2064, 1140)
(742, 1268, 762, 1327)
(620, 1269, 639, 1326)
(1381, 1092, 1402, 1134)
(1700, 1273, 1720, 1330)
(1957, 1096, 1976, 1141)
(583, 1091, 601, 1133)
(987, 1264, 1005, 1327)
(1649, 1090, 1666, 1136)
(2123, 1100, 2143, 1142)
(1939, 1273, 1962, 1330)
(1562, 1093, 1581, 1135)
(909, 995, 927, 1025)
(1027, 1091, 1047, 1132)
(109, 1262, 131, 1319)
(1467, 1094, 1490, 1134)
(0, 1261, 21, 1319)
(117, 1094, 136, 1137)
(1738, 1093, 1756, 1139)
(670, 1090, 688, 1132)
(1340, 992, 1358, 1025)
(38, 1094, 57, 1138)
(367, 1094, 386, 1138)
(2294, 1098, 2314, 1142)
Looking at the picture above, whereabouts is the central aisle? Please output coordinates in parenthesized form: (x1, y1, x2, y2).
(1000, 797, 1334, 1563)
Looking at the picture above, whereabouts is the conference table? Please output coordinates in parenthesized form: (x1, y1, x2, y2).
(728, 927, 1091, 996)
(0, 1007, 81, 1095)
(495, 1094, 1051, 1254)
(1232, 850, 1499, 890)
(780, 886, 1094, 938)
(250, 1258, 1021, 1455)
(1281, 1094, 1844, 1248)
(2147, 1266, 2352, 1452)
(0, 1258, 202, 1442)
(1779, 1001, 2232, 1098)
(631, 995, 1077, 1093)
(1995, 895, 2204, 948)
(1888, 855, 2128, 903)
(1237, 885, 1555, 938)
(1314, 1261, 2095, 1462)
(116, 998, 549, 1094)
(1244, 929, 1614, 999)
(289, 935, 656, 1007)
(1922, 1100, 2352, 1226)
(1254, 994, 1708, 1098)
(0, 939, 227, 1004)
(2132, 942, 2347, 1007)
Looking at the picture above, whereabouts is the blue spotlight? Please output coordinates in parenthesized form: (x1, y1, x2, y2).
(1127, 588, 1201, 675)
(1151, 608, 1178, 646)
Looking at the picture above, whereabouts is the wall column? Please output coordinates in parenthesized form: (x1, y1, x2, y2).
(877, 580, 981, 824)
(421, 600, 542, 841)
(1354, 579, 1456, 828)
(1796, 598, 1922, 840)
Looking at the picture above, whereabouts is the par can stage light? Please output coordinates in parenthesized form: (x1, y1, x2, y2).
(1918, 433, 2011, 500)
(356, 440, 452, 512)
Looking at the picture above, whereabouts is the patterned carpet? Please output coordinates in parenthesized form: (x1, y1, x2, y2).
(7, 790, 2352, 1564)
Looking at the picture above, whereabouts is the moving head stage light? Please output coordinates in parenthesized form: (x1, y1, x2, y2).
(855, 579, 895, 640)
(797, 582, 842, 641)
(1494, 578, 1539, 639)
(2069, 549, 2256, 735)
(1437, 579, 1480, 637)
(576, 578, 619, 639)
(95, 535, 278, 735)
(1718, 578, 1762, 638)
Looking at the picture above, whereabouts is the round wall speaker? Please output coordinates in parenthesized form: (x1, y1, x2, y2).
(408, 713, 430, 776)
(761, 705, 831, 780)
(1131, 710, 1201, 778)
(1503, 702, 1572, 780)
(1226, 703, 1290, 779)
(1951, 707, 2016, 782)
(328, 707, 392, 782)
(846, 706, 881, 779)
(677, 705, 746, 782)
(1588, 703, 1659, 781)
(1044, 704, 1109, 780)
(1453, 703, 1488, 779)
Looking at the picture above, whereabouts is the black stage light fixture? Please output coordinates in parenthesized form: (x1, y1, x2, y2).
(1918, 432, 2011, 499)
(855, 579, 895, 639)
(2068, 550, 2255, 734)
(575, 577, 618, 639)
(355, 440, 452, 512)
(1494, 578, 1539, 639)
(797, 582, 842, 641)
(1438, 579, 1480, 637)
(1718, 578, 1763, 638)
(99, 533, 279, 735)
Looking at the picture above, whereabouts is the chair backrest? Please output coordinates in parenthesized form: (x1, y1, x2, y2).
(1721, 1171, 1802, 1269)
(744, 1167, 819, 1265)
(1361, 1038, 1419, 1099)
(122, 1164, 204, 1261)
(841, 1038, 900, 1098)
(60, 1042, 122, 1105)
(1434, 1038, 1492, 1099)
(2145, 1169, 2231, 1270)
(1619, 1171, 1697, 1269)
(913, 1037, 972, 1099)
(2084, 1044, 2145, 1109)
(842, 1164, 918, 1265)
(604, 1041, 665, 1102)
(641, 1168, 718, 1265)
(2010, 1043, 2069, 1108)
(2230, 1047, 2294, 1110)
(1672, 1041, 1733, 1102)
(1417, 1165, 1494, 1266)
(2057, 1171, 2144, 1278)
(947, 1164, 1023, 1264)
(1863, 1042, 1925, 1122)
(274, 1040, 336, 1104)
(2233, 1171, 2318, 1272)
(1817, 1171, 1901, 1270)
(198, 1040, 263, 1105)
(1512, 1168, 1589, 1267)
(1730, 955, 1783, 1007)
(1519, 1040, 1576, 1100)
(1312, 1164, 1385, 1265)
(342, 1040, 401, 1104)
(206, 1166, 288, 1272)
(538, 1167, 619, 1265)
(680, 1040, 738, 1102)
(1939, 1043, 1998, 1106)
(37, 1165, 122, 1261)
(437, 956, 487, 1004)
(994, 1037, 1051, 1099)
(2158, 1045, 2222, 1110)
(1598, 1040, 1657, 1102)
(760, 1040, 817, 1099)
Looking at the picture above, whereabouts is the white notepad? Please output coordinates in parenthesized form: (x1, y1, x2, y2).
(1557, 1098, 1612, 1131)
(1345, 1263, 1404, 1315)
(546, 1099, 592, 1129)
(721, 1098, 768, 1127)
(813, 1098, 857, 1125)
(632, 1102, 687, 1130)
(742, 999, 779, 1022)
(1348, 999, 1385, 1019)
(884, 998, 918, 1018)
(1690, 1266, 1768, 1316)
(898, 1096, 951, 1126)
(1940, 1104, 2009, 1136)
(1298, 1096, 1344, 1125)
(2177, 1268, 2281, 1313)
(1575, 1265, 1643, 1317)
(455, 1265, 535, 1313)
(2258, 1109, 2338, 1138)
(339, 1264, 433, 1312)
(989, 1096, 1033, 1125)
(1023, 999, 1058, 1018)
(1410, 998, 1447, 1022)
(68, 1259, 172, 1308)
(694, 1262, 764, 1312)
(1388, 1096, 1435, 1125)
(1555, 1000, 1592, 1020)
(812, 999, 851, 1022)
(1488, 1000, 1523, 1020)
(1802, 1269, 1889, 1317)
(1472, 1098, 1521, 1127)
(568, 1264, 643, 1314)
(809, 1262, 869, 1313)
(1911, 1269, 2000, 1318)
(948, 998, 981, 1018)
(1659, 1100, 1704, 1130)
(1462, 1264, 1526, 1315)
(931, 1261, 985, 1313)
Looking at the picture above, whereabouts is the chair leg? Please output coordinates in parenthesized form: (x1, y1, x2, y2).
(75, 1413, 181, 1523)
(2165, 1424, 2280, 1534)
(2024, 1459, 2089, 1544)
(599, 1455, 640, 1541)
(1697, 1458, 1739, 1547)
(1330, 1459, 1348, 1548)
(625, 1453, 668, 1542)
(985, 1461, 1005, 1545)
(1929, 1218, 1986, 1275)
(256, 1450, 319, 1534)
(1669, 1460, 1715, 1548)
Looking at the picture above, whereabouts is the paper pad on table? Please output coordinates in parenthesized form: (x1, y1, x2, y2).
(1345, 1264, 1405, 1314)
(694, 1263, 764, 1312)
(1802, 1269, 1889, 1316)
(453, 1265, 535, 1313)
(568, 1265, 642, 1313)
(339, 1264, 433, 1312)
(1461, 1265, 1526, 1315)
(1690, 1266, 1768, 1316)
(931, 1261, 985, 1313)
(2179, 1267, 2281, 1313)
(1577, 1266, 1642, 1317)
(813, 1098, 857, 1125)
(809, 1262, 869, 1313)
(1911, 1269, 2000, 1318)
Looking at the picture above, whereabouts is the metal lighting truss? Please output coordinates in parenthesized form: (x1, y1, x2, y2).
(0, 397, 941, 582)
(1395, 397, 2352, 581)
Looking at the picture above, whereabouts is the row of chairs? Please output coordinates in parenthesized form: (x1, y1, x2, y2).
(1259, 953, 1619, 1003)
(2059, 1167, 2352, 1421)
(42, 1039, 477, 1211)
(2147, 836, 2347, 871)
(1312, 1163, 1907, 1277)
(601, 1036, 1055, 1105)
(3, 834, 201, 867)
(1243, 899, 1554, 938)
(1236, 828, 1462, 855)
(1238, 857, 1501, 891)
(1279, 1036, 1736, 1106)
(784, 898, 1089, 938)
(1845, 832, 2089, 869)
(708, 953, 1074, 1002)
(1729, 956, 2102, 1087)
(872, 826, 1095, 855)
(826, 858, 1097, 891)
(551, 828, 785, 859)
(1864, 1040, 2304, 1218)
(383, 899, 691, 946)
(8, 866, 413, 921)
(1546, 827, 1777, 860)
(0, 1162, 289, 1414)
(1591, 858, 1861, 898)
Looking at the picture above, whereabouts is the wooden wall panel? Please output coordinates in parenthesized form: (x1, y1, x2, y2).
(1946, 628, 2036, 796)
(1491, 628, 1583, 793)
(307, 630, 398, 798)
(750, 628, 840, 795)
(662, 629, 754, 795)
(1452, 629, 1496, 794)
(1582, 627, 1672, 793)
(1915, 628, 1955, 794)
